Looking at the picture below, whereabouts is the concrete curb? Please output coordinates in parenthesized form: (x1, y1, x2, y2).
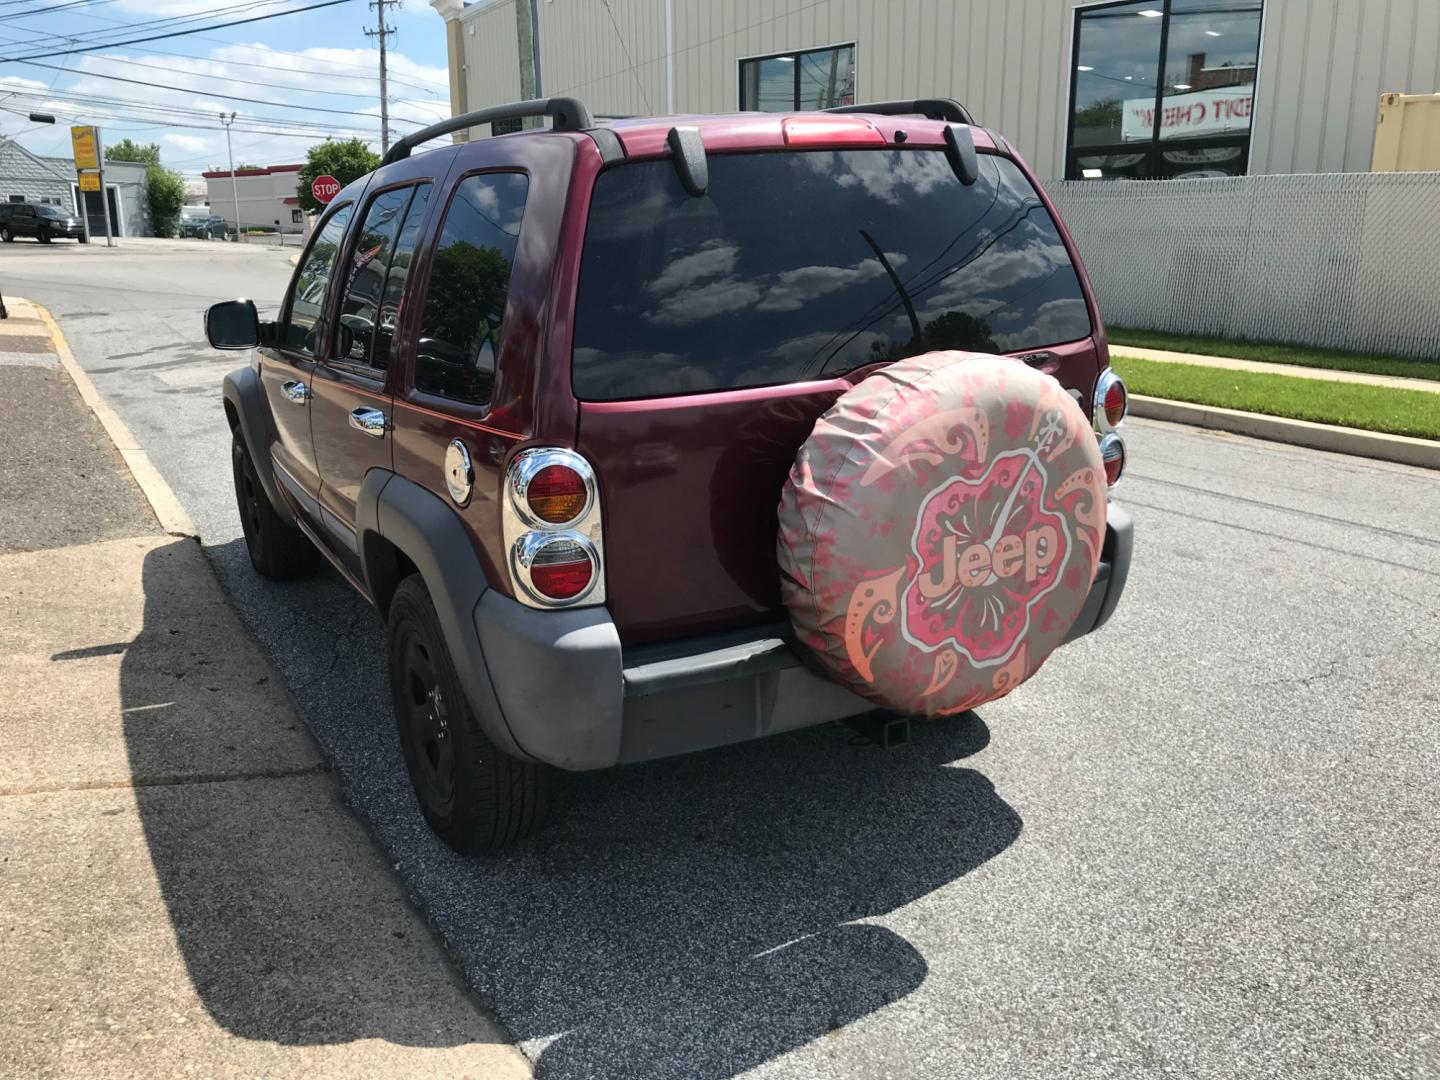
(1130, 395, 1440, 470)
(29, 299, 198, 536)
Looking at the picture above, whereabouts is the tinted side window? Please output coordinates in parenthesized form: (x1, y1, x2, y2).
(414, 173, 528, 405)
(334, 186, 413, 373)
(284, 203, 352, 356)
(375, 184, 430, 368)
(571, 152, 1092, 400)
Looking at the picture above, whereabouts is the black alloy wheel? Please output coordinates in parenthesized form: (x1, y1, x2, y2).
(230, 432, 319, 580)
(395, 625, 456, 819)
(386, 575, 553, 852)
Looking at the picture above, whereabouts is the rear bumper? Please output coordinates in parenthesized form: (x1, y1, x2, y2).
(473, 505, 1133, 771)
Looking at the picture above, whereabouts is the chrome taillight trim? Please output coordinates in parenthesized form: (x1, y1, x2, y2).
(1099, 432, 1126, 488)
(507, 446, 596, 529)
(502, 447, 605, 610)
(1093, 367, 1128, 433)
(510, 530, 600, 607)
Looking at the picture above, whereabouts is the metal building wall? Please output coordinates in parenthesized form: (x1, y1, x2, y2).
(454, 0, 1440, 179)
(1248, 0, 1440, 174)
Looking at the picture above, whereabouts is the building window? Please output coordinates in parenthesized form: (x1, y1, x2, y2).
(1067, 0, 1263, 180)
(291, 208, 303, 223)
(740, 44, 855, 112)
(8, 195, 24, 203)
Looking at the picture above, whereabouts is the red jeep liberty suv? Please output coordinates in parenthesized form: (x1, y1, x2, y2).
(206, 97, 1132, 852)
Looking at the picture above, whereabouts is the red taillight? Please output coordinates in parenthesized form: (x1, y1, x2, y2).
(1094, 368, 1128, 432)
(1104, 379, 1128, 428)
(781, 117, 885, 146)
(1100, 434, 1126, 487)
(528, 539, 595, 601)
(527, 464, 587, 524)
(505, 447, 604, 609)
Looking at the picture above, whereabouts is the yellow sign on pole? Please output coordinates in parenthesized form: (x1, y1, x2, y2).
(71, 126, 99, 170)
(77, 172, 101, 193)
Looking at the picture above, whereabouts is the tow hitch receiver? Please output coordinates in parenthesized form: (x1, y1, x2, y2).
(844, 711, 911, 749)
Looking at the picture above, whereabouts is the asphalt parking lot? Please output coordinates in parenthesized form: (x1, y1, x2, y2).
(6, 241, 1437, 1079)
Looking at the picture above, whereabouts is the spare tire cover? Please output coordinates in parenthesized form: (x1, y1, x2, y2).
(778, 352, 1105, 717)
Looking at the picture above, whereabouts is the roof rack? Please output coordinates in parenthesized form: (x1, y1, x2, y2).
(825, 98, 975, 126)
(380, 96, 594, 167)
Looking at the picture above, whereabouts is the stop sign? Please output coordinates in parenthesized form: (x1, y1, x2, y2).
(311, 174, 341, 203)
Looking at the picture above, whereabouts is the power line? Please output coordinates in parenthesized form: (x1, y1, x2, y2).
(0, 0, 122, 23)
(2, 0, 299, 46)
(599, 0, 650, 114)
(0, 0, 357, 63)
(0, 5, 447, 90)
(2, 87, 385, 140)
(13, 57, 428, 122)
(33, 48, 416, 99)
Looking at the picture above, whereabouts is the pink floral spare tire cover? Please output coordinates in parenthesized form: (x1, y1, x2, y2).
(778, 352, 1106, 717)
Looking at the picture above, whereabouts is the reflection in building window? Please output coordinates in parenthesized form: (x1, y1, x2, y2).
(740, 45, 855, 112)
(1068, 0, 1263, 180)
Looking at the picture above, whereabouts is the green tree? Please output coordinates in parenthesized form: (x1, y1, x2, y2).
(296, 138, 379, 213)
(145, 163, 186, 238)
(1073, 97, 1123, 136)
(105, 138, 161, 165)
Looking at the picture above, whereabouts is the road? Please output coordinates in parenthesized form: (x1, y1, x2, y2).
(7, 240, 1438, 1080)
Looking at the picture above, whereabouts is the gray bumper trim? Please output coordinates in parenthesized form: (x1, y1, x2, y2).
(475, 509, 1132, 772)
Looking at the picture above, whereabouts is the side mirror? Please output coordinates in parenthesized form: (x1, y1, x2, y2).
(205, 299, 260, 350)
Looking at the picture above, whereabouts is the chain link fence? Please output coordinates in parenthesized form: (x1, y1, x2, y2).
(1048, 172, 1440, 360)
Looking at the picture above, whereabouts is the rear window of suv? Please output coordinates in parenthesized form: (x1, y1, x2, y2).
(571, 149, 1092, 400)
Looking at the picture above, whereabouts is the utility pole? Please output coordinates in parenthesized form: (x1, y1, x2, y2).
(220, 112, 243, 242)
(366, 0, 396, 155)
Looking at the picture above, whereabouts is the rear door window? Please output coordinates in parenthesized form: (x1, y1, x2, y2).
(333, 184, 429, 374)
(572, 150, 1092, 400)
(413, 173, 529, 405)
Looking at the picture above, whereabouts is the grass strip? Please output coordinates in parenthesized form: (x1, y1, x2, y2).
(1107, 326, 1440, 384)
(1111, 355, 1440, 441)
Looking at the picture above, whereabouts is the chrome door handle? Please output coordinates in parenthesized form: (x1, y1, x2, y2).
(280, 380, 310, 404)
(348, 407, 388, 438)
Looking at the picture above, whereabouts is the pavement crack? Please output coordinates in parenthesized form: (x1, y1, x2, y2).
(0, 762, 330, 798)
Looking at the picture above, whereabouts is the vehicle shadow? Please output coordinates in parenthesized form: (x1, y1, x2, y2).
(116, 539, 499, 1049)
(511, 714, 1020, 1079)
(135, 537, 1022, 1075)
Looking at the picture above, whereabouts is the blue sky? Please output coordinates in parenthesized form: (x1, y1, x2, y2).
(0, 0, 451, 177)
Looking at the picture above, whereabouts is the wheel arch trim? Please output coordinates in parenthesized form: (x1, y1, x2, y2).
(223, 365, 292, 525)
(357, 470, 531, 762)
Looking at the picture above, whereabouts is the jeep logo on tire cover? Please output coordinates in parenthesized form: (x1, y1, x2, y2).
(777, 352, 1106, 718)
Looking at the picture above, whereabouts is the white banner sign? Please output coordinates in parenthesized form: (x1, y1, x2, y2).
(1121, 88, 1254, 142)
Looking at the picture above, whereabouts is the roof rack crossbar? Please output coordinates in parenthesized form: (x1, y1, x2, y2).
(380, 96, 594, 167)
(824, 98, 975, 126)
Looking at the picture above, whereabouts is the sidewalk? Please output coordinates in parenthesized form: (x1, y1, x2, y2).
(0, 300, 530, 1079)
(1113, 344, 1440, 395)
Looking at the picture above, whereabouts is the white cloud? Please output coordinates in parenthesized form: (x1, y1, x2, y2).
(646, 241, 739, 295)
(0, 43, 450, 178)
(163, 133, 209, 153)
(756, 253, 906, 313)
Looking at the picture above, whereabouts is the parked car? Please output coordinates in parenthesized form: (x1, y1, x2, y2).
(0, 202, 87, 243)
(180, 211, 229, 240)
(206, 97, 1133, 852)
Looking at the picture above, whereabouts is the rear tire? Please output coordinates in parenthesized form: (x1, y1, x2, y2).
(1, 226, 13, 242)
(231, 432, 320, 580)
(37, 228, 51, 244)
(388, 575, 553, 853)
